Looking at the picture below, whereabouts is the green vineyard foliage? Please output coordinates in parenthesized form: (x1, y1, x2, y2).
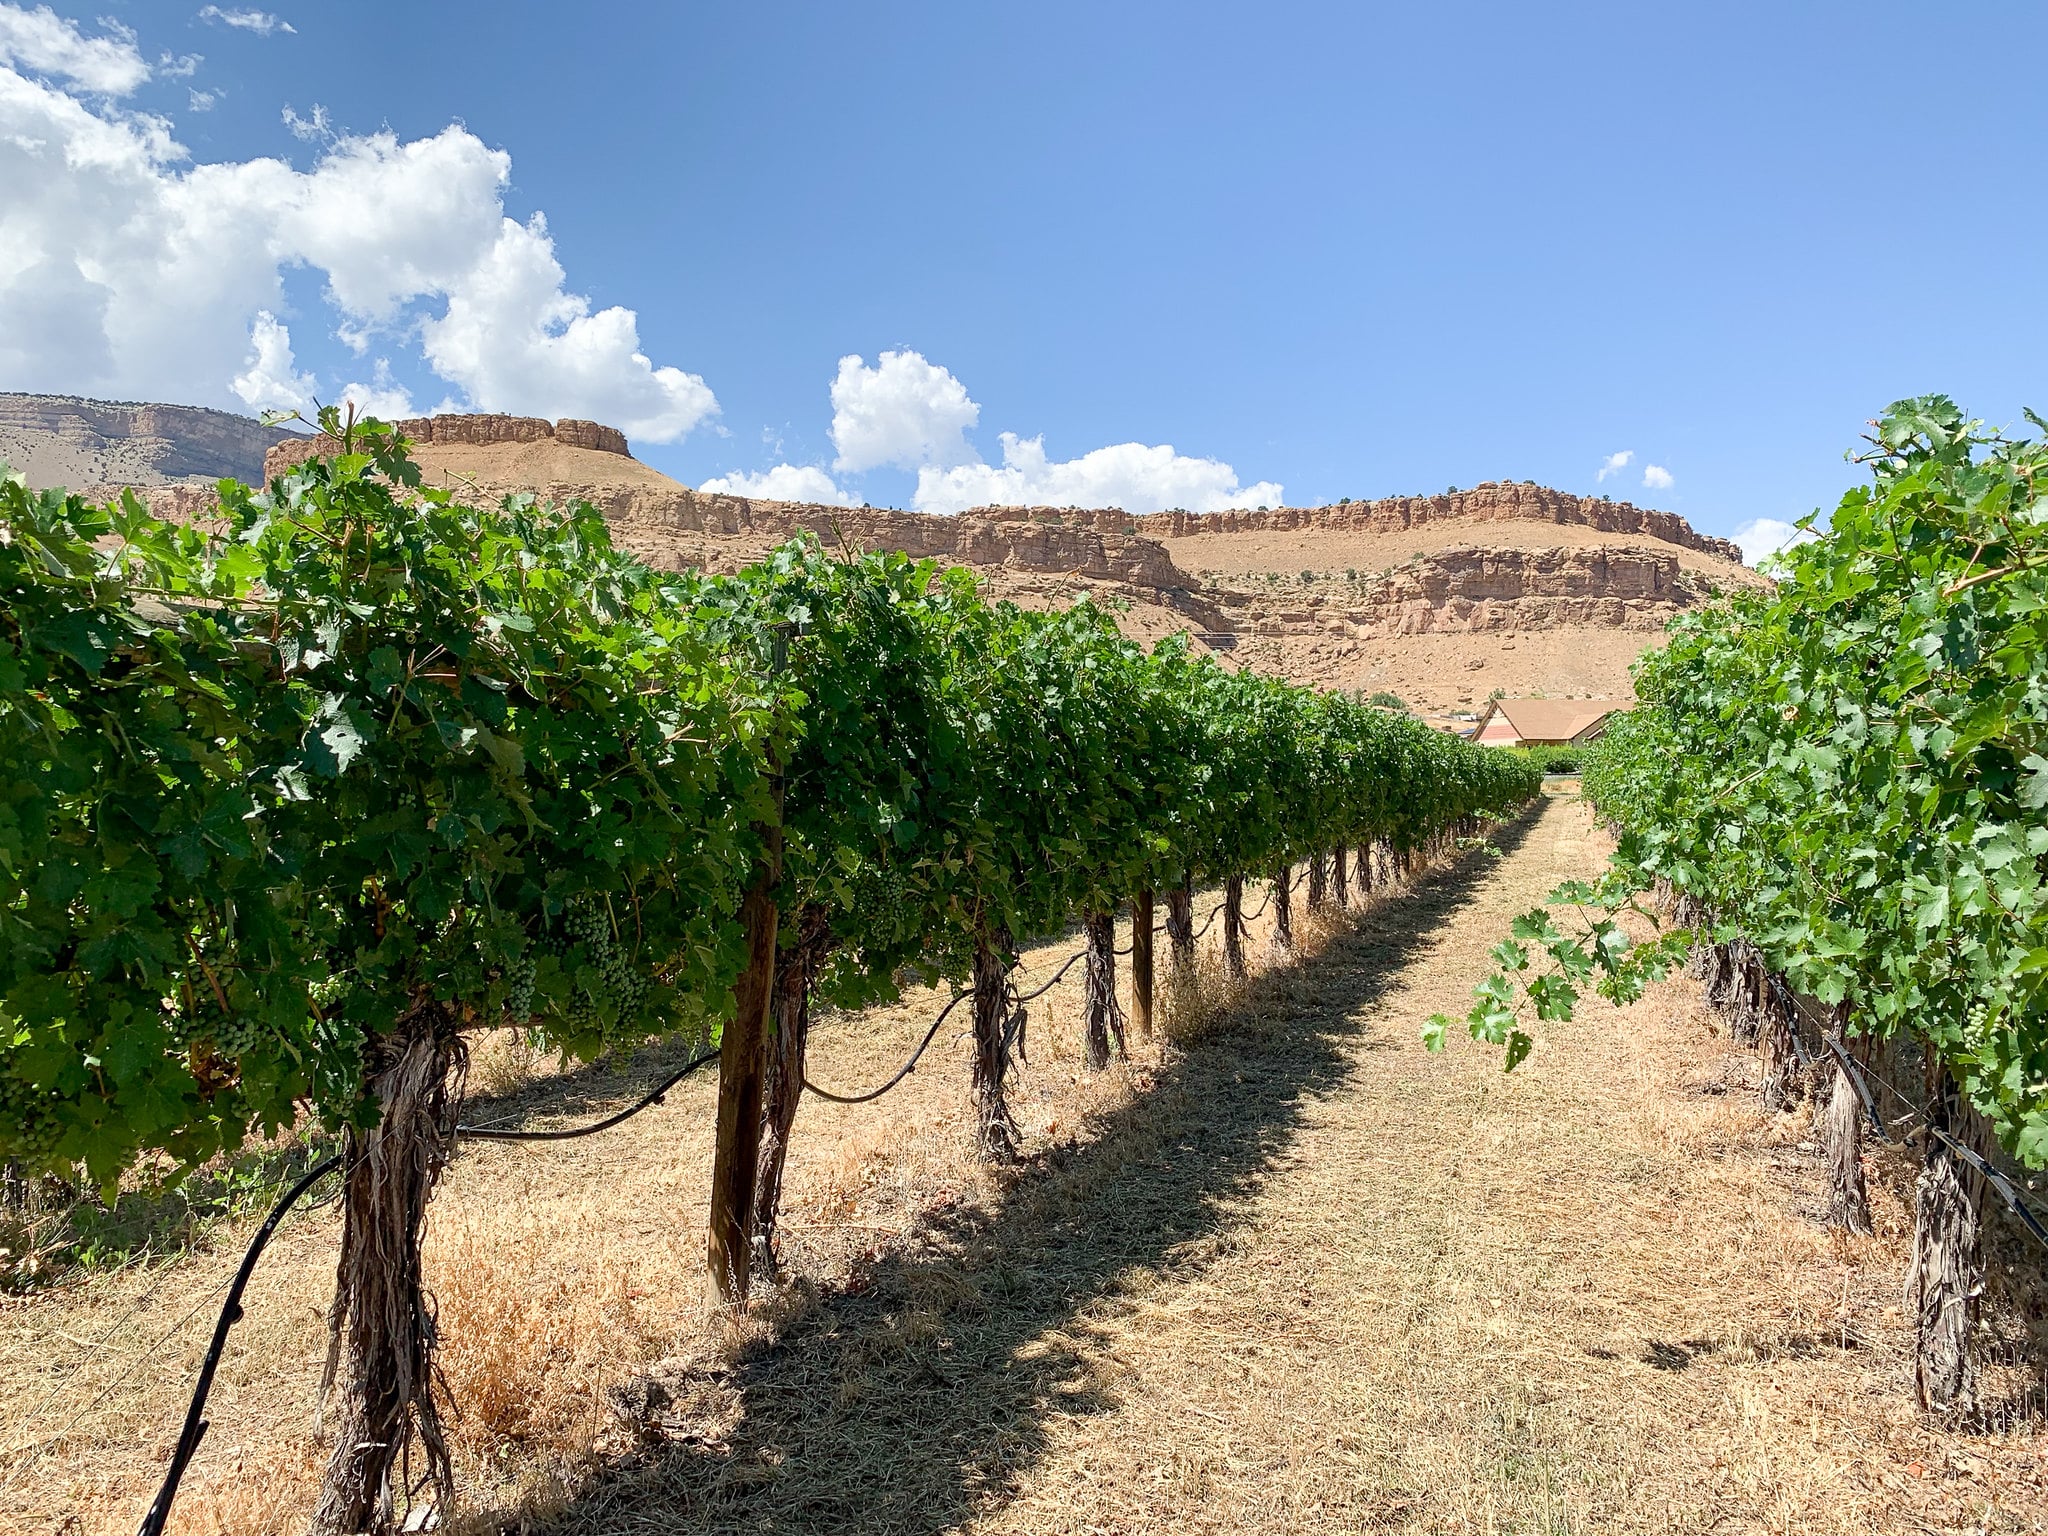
(0, 414, 1540, 1186)
(1435, 397, 2048, 1165)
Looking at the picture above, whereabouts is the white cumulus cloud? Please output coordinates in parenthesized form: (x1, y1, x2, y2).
(829, 351, 979, 473)
(727, 351, 1281, 514)
(0, 4, 149, 93)
(1731, 517, 1818, 568)
(1596, 449, 1633, 483)
(914, 432, 1283, 515)
(1641, 463, 1673, 490)
(334, 359, 415, 422)
(197, 7, 295, 36)
(230, 311, 316, 414)
(698, 463, 853, 505)
(0, 35, 718, 442)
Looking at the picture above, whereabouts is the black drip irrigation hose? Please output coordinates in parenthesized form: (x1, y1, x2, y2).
(1814, 1019, 2048, 1253)
(1013, 947, 1091, 1005)
(802, 988, 974, 1104)
(140, 1045, 723, 1536)
(455, 1047, 720, 1141)
(135, 1152, 344, 1536)
(138, 850, 1455, 1533)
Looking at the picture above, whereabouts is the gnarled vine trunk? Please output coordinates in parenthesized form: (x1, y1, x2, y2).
(1305, 851, 1329, 914)
(707, 822, 783, 1306)
(1269, 862, 1294, 951)
(1824, 1039, 1872, 1236)
(1332, 845, 1349, 909)
(753, 908, 832, 1280)
(1082, 911, 1124, 1070)
(312, 1018, 465, 1536)
(1131, 889, 1155, 1037)
(1222, 876, 1247, 981)
(1165, 869, 1195, 973)
(1358, 843, 1374, 897)
(1757, 974, 1801, 1111)
(971, 928, 1019, 1163)
(1910, 1065, 1983, 1413)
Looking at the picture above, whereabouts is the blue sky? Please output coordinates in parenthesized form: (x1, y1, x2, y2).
(4, 2, 2045, 555)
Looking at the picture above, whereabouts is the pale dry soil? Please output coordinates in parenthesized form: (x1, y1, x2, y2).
(6, 791, 2044, 1535)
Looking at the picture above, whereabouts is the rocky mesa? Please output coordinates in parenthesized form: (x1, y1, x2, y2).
(8, 399, 1760, 715)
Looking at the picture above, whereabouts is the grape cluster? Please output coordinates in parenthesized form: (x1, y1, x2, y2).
(501, 949, 538, 1022)
(547, 894, 647, 1034)
(0, 1073, 62, 1162)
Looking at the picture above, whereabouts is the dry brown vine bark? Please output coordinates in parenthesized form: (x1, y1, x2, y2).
(971, 928, 1020, 1163)
(1910, 1065, 1984, 1413)
(311, 1018, 464, 1536)
(1082, 911, 1125, 1070)
(1164, 870, 1195, 972)
(753, 908, 833, 1279)
(1269, 862, 1294, 951)
(707, 824, 783, 1306)
(1222, 876, 1247, 981)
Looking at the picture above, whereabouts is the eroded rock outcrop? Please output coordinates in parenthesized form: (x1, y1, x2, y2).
(1222, 546, 1712, 639)
(2, 393, 298, 488)
(1130, 481, 1743, 563)
(263, 414, 629, 478)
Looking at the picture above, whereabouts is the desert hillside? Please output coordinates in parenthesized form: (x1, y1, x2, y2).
(4, 397, 1764, 719)
(263, 414, 1764, 717)
(0, 391, 299, 493)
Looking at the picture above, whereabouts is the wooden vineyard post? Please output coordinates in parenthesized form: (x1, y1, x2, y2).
(708, 812, 782, 1306)
(1131, 889, 1155, 1037)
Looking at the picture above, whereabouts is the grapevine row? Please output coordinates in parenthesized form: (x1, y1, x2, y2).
(1438, 396, 2048, 1412)
(0, 412, 1538, 1532)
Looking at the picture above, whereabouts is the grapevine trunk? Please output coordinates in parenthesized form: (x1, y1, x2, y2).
(311, 1018, 464, 1536)
(753, 909, 831, 1280)
(1270, 862, 1294, 951)
(708, 826, 783, 1306)
(1824, 1048, 1872, 1236)
(1306, 851, 1329, 913)
(1910, 1065, 1983, 1412)
(1082, 911, 1124, 1070)
(1165, 872, 1195, 972)
(1131, 889, 1155, 1037)
(971, 930, 1019, 1163)
(1332, 845, 1350, 909)
(1222, 876, 1247, 981)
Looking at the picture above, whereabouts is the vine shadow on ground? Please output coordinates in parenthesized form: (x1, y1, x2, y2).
(531, 810, 1541, 1536)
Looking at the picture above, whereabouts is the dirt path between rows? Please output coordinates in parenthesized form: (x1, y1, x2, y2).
(550, 791, 2046, 1536)
(8, 790, 2044, 1534)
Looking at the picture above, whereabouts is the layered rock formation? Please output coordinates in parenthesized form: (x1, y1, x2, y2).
(1133, 481, 1744, 564)
(17, 404, 1762, 712)
(1219, 546, 1700, 640)
(263, 413, 630, 477)
(1, 392, 299, 490)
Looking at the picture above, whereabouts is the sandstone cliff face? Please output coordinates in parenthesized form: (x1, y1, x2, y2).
(608, 494, 1188, 591)
(263, 414, 629, 478)
(1, 393, 298, 488)
(1220, 546, 1706, 639)
(1133, 481, 1743, 564)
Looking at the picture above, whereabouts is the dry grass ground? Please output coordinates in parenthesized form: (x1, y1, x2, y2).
(5, 789, 2044, 1534)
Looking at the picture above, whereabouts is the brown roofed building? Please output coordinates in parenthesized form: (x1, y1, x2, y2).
(1471, 698, 1615, 747)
